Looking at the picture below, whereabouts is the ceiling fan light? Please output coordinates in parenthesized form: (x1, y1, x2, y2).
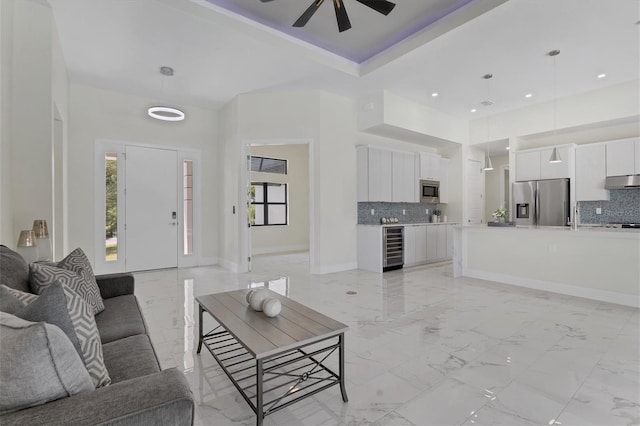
(549, 147, 562, 163)
(148, 106, 185, 122)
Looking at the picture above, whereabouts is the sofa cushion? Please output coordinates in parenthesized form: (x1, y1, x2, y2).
(5, 285, 111, 388)
(95, 295, 147, 344)
(5, 283, 84, 359)
(0, 312, 94, 414)
(0, 245, 30, 293)
(30, 248, 105, 315)
(102, 335, 160, 384)
(0, 285, 25, 314)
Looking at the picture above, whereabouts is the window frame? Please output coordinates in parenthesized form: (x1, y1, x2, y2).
(250, 182, 288, 227)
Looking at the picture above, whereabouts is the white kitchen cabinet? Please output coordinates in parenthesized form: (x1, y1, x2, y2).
(367, 148, 393, 201)
(415, 225, 427, 263)
(606, 138, 638, 176)
(426, 226, 437, 261)
(404, 225, 416, 265)
(539, 147, 571, 179)
(420, 153, 441, 180)
(637, 139, 640, 174)
(576, 144, 609, 201)
(356, 146, 369, 202)
(436, 226, 447, 259)
(392, 151, 417, 202)
(516, 151, 541, 181)
(446, 225, 454, 258)
(439, 158, 450, 203)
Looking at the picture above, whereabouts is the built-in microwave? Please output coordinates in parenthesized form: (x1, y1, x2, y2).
(420, 180, 440, 204)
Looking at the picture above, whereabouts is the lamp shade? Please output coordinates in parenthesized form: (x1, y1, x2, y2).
(32, 220, 49, 238)
(549, 147, 562, 163)
(16, 230, 39, 264)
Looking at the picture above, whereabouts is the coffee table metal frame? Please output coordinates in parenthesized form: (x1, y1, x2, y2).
(196, 291, 348, 426)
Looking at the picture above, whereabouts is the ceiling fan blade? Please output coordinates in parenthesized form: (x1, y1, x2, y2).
(355, 0, 396, 15)
(333, 0, 352, 32)
(293, 0, 324, 27)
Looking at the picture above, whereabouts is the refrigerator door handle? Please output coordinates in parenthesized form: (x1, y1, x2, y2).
(533, 187, 540, 226)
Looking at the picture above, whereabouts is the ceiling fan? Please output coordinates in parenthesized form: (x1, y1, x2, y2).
(260, 0, 396, 33)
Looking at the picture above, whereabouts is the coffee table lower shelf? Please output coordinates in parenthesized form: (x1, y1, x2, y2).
(197, 322, 348, 426)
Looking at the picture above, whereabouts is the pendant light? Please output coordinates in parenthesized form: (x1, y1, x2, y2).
(548, 50, 562, 163)
(482, 73, 494, 171)
(147, 66, 185, 122)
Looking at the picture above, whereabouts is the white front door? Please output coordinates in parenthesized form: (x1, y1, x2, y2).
(125, 146, 178, 271)
(467, 158, 482, 224)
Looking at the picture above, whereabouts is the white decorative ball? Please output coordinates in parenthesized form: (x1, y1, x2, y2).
(262, 298, 282, 318)
(249, 289, 270, 312)
(245, 289, 255, 304)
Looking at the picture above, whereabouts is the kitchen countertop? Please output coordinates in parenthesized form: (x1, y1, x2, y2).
(457, 224, 640, 238)
(358, 222, 460, 227)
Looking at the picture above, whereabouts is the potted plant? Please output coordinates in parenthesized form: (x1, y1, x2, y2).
(432, 209, 442, 223)
(492, 207, 508, 223)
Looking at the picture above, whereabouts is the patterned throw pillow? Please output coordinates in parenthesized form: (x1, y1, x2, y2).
(30, 248, 104, 315)
(4, 285, 111, 388)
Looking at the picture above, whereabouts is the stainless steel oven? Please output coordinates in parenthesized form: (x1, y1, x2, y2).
(383, 226, 403, 272)
(420, 180, 440, 204)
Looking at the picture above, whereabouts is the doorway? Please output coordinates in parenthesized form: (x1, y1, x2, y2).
(94, 141, 200, 274)
(243, 141, 311, 274)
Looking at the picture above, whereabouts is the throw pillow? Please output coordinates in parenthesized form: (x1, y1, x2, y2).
(30, 248, 104, 315)
(3, 284, 111, 388)
(0, 285, 25, 314)
(0, 312, 94, 414)
(3, 283, 84, 359)
(0, 245, 30, 293)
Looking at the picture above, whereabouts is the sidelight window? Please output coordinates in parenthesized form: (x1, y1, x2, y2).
(183, 160, 194, 255)
(250, 182, 288, 226)
(105, 153, 118, 261)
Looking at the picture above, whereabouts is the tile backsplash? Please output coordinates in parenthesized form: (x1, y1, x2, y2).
(358, 202, 445, 224)
(580, 189, 640, 224)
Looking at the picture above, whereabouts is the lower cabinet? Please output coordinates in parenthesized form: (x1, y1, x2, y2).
(405, 224, 455, 267)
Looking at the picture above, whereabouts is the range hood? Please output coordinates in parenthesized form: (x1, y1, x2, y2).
(605, 175, 640, 189)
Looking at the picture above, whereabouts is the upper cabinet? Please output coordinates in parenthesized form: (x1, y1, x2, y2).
(420, 153, 441, 180)
(606, 138, 640, 176)
(392, 151, 418, 203)
(357, 146, 416, 202)
(575, 144, 609, 201)
(439, 158, 450, 204)
(516, 146, 572, 181)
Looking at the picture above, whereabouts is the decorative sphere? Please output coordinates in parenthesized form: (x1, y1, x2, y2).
(249, 289, 270, 312)
(245, 289, 255, 304)
(262, 298, 282, 318)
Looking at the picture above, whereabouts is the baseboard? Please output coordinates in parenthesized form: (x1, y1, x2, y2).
(311, 262, 358, 275)
(463, 267, 640, 308)
(219, 258, 239, 273)
(251, 245, 309, 255)
(198, 257, 217, 266)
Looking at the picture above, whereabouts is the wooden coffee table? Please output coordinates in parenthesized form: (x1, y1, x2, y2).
(196, 289, 348, 426)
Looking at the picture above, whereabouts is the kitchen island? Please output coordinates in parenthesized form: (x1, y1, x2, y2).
(454, 225, 640, 307)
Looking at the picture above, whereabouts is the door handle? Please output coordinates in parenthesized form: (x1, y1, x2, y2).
(169, 222, 177, 226)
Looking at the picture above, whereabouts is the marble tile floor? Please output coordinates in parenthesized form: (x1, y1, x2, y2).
(134, 252, 640, 426)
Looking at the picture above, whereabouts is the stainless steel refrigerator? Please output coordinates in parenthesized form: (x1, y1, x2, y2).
(513, 178, 570, 226)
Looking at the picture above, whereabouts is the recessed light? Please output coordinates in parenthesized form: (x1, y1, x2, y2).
(506, 146, 510, 150)
(470, 108, 477, 113)
(597, 73, 607, 79)
(431, 92, 439, 97)
(525, 93, 533, 98)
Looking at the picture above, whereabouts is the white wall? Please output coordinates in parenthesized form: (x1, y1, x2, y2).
(218, 90, 357, 274)
(67, 84, 219, 267)
(6, 0, 54, 248)
(0, 0, 13, 245)
(250, 144, 309, 255)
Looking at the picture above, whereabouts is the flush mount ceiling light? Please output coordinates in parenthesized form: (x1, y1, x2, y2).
(147, 66, 185, 122)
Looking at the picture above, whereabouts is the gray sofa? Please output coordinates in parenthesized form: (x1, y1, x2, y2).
(0, 246, 194, 425)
